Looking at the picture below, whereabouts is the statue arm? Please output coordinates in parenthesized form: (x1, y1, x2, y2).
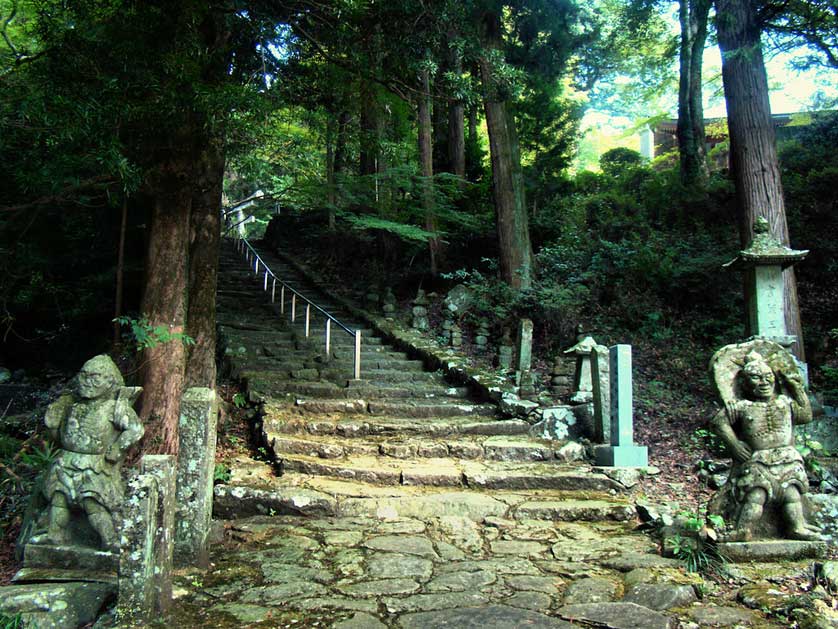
(781, 370, 813, 425)
(44, 394, 73, 442)
(106, 406, 145, 462)
(711, 405, 752, 463)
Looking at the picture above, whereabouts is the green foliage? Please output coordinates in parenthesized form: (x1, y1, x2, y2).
(599, 147, 643, 176)
(0, 612, 23, 629)
(19, 440, 57, 472)
(671, 509, 727, 574)
(232, 392, 247, 409)
(115, 315, 195, 351)
(213, 463, 231, 484)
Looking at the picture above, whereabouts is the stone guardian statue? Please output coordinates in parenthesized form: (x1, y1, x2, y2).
(30, 355, 144, 551)
(709, 339, 821, 542)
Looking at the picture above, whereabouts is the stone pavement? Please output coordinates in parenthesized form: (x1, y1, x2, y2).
(193, 240, 818, 629)
(168, 510, 810, 628)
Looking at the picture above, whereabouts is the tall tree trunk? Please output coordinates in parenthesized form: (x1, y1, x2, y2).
(359, 79, 378, 177)
(716, 0, 805, 360)
(479, 12, 534, 290)
(113, 198, 128, 346)
(140, 150, 192, 455)
(418, 68, 440, 275)
(325, 114, 336, 230)
(447, 32, 466, 178)
(677, 0, 710, 188)
(465, 103, 481, 182)
(185, 135, 224, 389)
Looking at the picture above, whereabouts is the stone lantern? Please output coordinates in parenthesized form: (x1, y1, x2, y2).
(723, 216, 808, 348)
(564, 335, 599, 403)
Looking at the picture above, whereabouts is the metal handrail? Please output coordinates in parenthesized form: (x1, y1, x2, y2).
(233, 236, 362, 380)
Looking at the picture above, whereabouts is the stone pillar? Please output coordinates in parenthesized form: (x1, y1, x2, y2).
(594, 345, 648, 467)
(591, 344, 610, 443)
(474, 319, 490, 353)
(411, 289, 430, 331)
(381, 288, 396, 320)
(516, 319, 535, 398)
(118, 454, 176, 623)
(175, 388, 218, 567)
(498, 329, 514, 371)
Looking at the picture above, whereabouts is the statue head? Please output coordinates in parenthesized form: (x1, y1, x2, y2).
(77, 355, 124, 400)
(741, 351, 776, 400)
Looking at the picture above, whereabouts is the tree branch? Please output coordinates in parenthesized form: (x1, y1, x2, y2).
(0, 176, 118, 213)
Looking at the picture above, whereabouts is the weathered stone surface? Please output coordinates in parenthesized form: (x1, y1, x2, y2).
(213, 484, 336, 518)
(383, 592, 490, 614)
(736, 582, 792, 613)
(261, 562, 334, 584)
(211, 602, 274, 623)
(22, 543, 117, 573)
(338, 578, 421, 597)
(561, 577, 619, 604)
(688, 606, 757, 627)
(117, 454, 177, 623)
(602, 552, 681, 572)
(558, 602, 672, 629)
(363, 535, 438, 558)
(435, 515, 484, 554)
(333, 612, 388, 629)
(500, 393, 539, 419)
(437, 558, 539, 576)
(555, 441, 586, 463)
(516, 499, 634, 522)
(425, 570, 496, 592)
(175, 387, 218, 567)
(398, 604, 575, 628)
(292, 597, 378, 613)
(622, 583, 696, 610)
(366, 552, 434, 581)
(323, 530, 365, 547)
(528, 407, 577, 441)
(344, 492, 507, 521)
(241, 582, 328, 604)
(505, 574, 561, 594)
(504, 591, 553, 611)
(490, 540, 548, 558)
(719, 540, 827, 562)
(0, 582, 114, 629)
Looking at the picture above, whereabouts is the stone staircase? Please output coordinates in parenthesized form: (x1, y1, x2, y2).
(215, 238, 633, 522)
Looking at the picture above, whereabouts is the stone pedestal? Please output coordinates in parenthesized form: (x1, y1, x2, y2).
(117, 454, 176, 624)
(719, 540, 827, 562)
(175, 388, 218, 567)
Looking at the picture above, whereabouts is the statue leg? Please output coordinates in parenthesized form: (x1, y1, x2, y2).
(783, 487, 822, 541)
(83, 498, 117, 551)
(31, 492, 71, 545)
(730, 488, 767, 541)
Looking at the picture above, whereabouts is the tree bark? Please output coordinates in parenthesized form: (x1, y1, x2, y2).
(677, 0, 711, 188)
(359, 79, 379, 177)
(479, 12, 534, 290)
(185, 136, 224, 389)
(447, 32, 466, 178)
(716, 0, 805, 359)
(113, 198, 128, 346)
(418, 67, 440, 275)
(139, 151, 192, 455)
(325, 114, 336, 230)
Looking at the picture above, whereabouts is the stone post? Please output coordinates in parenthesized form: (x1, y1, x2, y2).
(516, 319, 535, 398)
(591, 344, 610, 443)
(118, 454, 176, 624)
(175, 388, 218, 567)
(564, 335, 598, 403)
(594, 345, 648, 467)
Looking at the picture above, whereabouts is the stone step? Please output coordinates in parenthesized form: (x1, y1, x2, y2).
(284, 399, 497, 419)
(270, 381, 470, 400)
(269, 433, 572, 463)
(232, 356, 426, 373)
(275, 453, 623, 493)
(265, 415, 530, 438)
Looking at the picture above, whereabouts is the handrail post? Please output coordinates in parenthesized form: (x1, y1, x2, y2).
(280, 286, 286, 314)
(254, 258, 259, 275)
(291, 294, 296, 322)
(354, 330, 362, 380)
(305, 304, 311, 337)
(271, 278, 276, 302)
(263, 271, 268, 291)
(325, 319, 331, 358)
